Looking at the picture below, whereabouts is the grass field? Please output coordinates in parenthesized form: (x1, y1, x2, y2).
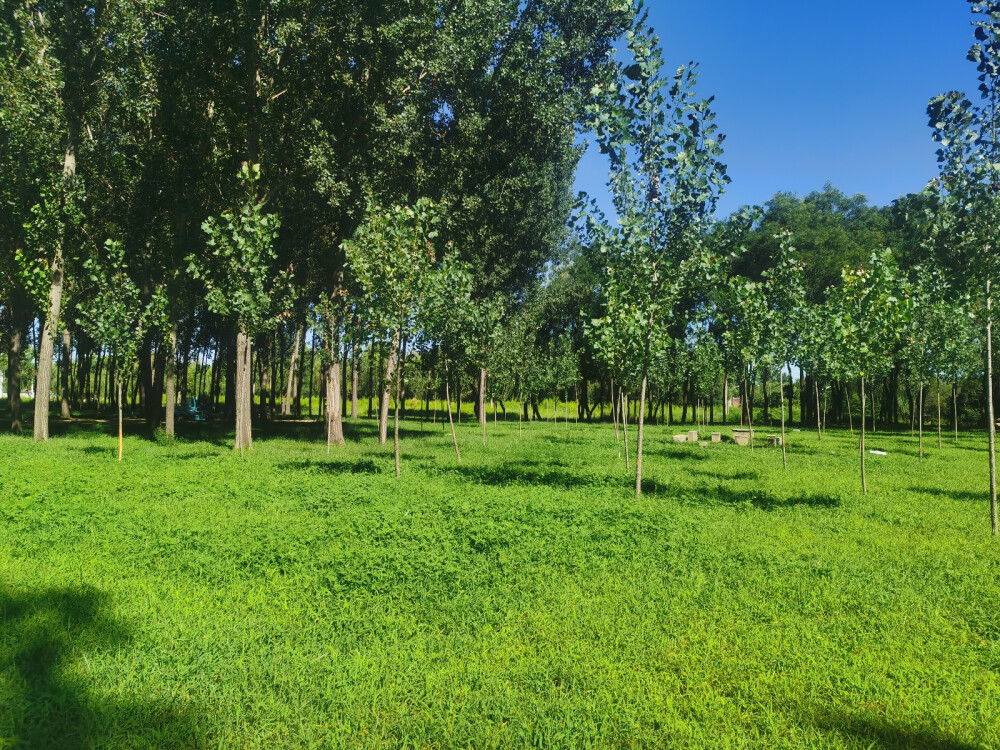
(1, 414, 998, 748)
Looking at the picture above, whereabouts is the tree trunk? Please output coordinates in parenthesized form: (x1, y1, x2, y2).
(326, 335, 345, 449)
(367, 337, 375, 418)
(918, 381, 924, 460)
(799, 367, 806, 427)
(117, 378, 124, 462)
(283, 326, 301, 416)
(987, 276, 998, 535)
(351, 337, 359, 419)
(165, 324, 177, 437)
(937, 376, 942, 450)
(860, 375, 867, 494)
(60, 328, 72, 419)
(814, 378, 822, 441)
(35, 119, 76, 441)
(954, 379, 959, 444)
(444, 358, 461, 461)
(394, 328, 405, 477)
(621, 391, 630, 472)
(8, 317, 24, 434)
(149, 341, 166, 431)
(779, 368, 787, 470)
(379, 331, 399, 444)
(234, 330, 253, 450)
(478, 366, 487, 428)
(635, 374, 648, 497)
(34, 302, 62, 441)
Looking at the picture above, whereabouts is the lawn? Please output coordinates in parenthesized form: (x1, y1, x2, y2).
(1, 415, 998, 748)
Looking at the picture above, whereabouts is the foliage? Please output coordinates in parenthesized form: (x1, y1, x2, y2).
(187, 163, 288, 337)
(74, 240, 145, 372)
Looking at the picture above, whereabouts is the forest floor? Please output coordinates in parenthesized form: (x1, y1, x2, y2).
(1, 415, 998, 748)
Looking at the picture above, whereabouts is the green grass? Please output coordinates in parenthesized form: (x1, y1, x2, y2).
(1, 415, 998, 748)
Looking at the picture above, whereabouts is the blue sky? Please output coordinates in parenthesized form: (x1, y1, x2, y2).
(575, 0, 981, 218)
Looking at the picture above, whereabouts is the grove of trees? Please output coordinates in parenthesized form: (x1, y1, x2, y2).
(2, 0, 1000, 532)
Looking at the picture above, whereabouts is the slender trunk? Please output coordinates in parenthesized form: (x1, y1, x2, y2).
(481, 369, 487, 446)
(919, 381, 924, 460)
(367, 337, 375, 418)
(814, 378, 822, 441)
(308, 332, 316, 417)
(351, 338, 359, 419)
(937, 376, 942, 450)
(621, 392, 630, 472)
(8, 318, 24, 434)
(798, 366, 806, 427)
(394, 328, 406, 477)
(234, 330, 253, 450)
(117, 377, 123, 461)
(746, 377, 755, 450)
(723, 374, 729, 423)
(283, 326, 301, 416)
(379, 332, 399, 444)
(478, 366, 487, 428)
(326, 335, 345, 449)
(860, 375, 867, 494)
(444, 358, 460, 461)
(954, 379, 959, 444)
(60, 328, 72, 419)
(779, 368, 787, 470)
(612, 378, 620, 443)
(165, 324, 177, 437)
(635, 374, 648, 497)
(987, 276, 998, 535)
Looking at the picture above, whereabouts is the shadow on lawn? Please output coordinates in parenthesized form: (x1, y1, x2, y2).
(0, 585, 200, 748)
(811, 713, 979, 750)
(668, 484, 841, 510)
(449, 461, 591, 489)
(908, 486, 985, 503)
(278, 457, 383, 475)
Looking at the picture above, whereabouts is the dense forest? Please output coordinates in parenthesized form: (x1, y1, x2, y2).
(2, 1, 999, 520)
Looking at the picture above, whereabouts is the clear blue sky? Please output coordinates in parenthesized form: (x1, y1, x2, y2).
(575, 0, 981, 218)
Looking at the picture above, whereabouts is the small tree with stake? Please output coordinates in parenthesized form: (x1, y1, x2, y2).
(76, 240, 156, 461)
(187, 163, 287, 452)
(344, 198, 444, 477)
(584, 14, 729, 497)
(827, 248, 903, 494)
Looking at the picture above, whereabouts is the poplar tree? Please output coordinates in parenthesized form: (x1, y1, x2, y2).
(585, 16, 729, 496)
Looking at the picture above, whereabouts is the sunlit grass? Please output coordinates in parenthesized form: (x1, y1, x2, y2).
(1, 416, 997, 748)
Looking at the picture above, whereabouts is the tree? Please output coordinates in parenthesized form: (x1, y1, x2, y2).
(344, 198, 444, 476)
(75, 240, 151, 460)
(828, 249, 902, 494)
(585, 15, 729, 496)
(187, 163, 287, 451)
(925, 0, 1000, 534)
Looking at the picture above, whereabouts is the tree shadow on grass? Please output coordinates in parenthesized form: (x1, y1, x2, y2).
(689, 469, 761, 482)
(810, 712, 980, 749)
(447, 462, 592, 490)
(908, 486, 985, 503)
(668, 484, 841, 511)
(644, 446, 709, 461)
(277, 457, 383, 475)
(1, 584, 201, 748)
